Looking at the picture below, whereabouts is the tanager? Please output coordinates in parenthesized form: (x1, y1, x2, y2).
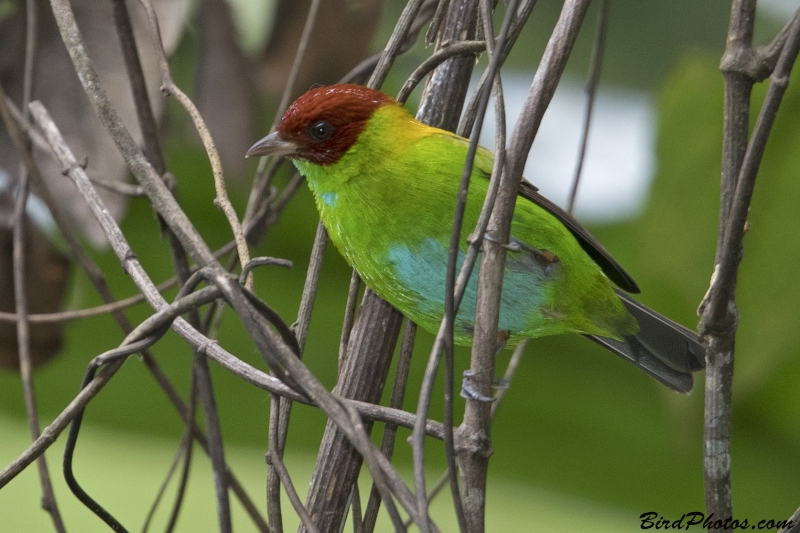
(247, 84, 705, 392)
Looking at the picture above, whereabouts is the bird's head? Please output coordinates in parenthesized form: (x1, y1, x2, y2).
(246, 84, 395, 166)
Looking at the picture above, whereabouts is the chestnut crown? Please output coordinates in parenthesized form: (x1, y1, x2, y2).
(275, 84, 395, 166)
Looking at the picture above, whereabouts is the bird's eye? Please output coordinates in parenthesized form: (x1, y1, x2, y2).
(309, 120, 334, 142)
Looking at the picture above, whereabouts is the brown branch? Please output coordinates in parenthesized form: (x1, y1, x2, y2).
(362, 320, 417, 533)
(567, 0, 609, 214)
(699, 4, 800, 525)
(338, 269, 361, 368)
(368, 0, 428, 89)
(267, 451, 319, 533)
(461, 1, 591, 531)
(0, 76, 66, 532)
(267, 218, 327, 532)
(135, 0, 251, 290)
(396, 41, 487, 103)
(300, 289, 405, 533)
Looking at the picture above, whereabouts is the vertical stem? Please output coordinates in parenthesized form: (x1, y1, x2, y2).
(12, 169, 66, 533)
(268, 219, 328, 532)
(300, 2, 445, 531)
(701, 0, 756, 524)
(458, 1, 591, 531)
(412, 0, 481, 530)
(418, 0, 480, 132)
(362, 320, 417, 533)
(3, 1, 67, 525)
(299, 290, 403, 533)
(567, 0, 610, 214)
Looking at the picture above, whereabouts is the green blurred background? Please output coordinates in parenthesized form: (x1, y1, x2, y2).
(3, 0, 800, 530)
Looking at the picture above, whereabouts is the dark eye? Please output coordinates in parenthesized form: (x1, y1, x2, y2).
(309, 120, 334, 142)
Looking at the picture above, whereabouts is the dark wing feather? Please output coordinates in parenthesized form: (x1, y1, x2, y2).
(518, 181, 640, 294)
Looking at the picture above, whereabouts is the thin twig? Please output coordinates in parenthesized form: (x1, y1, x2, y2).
(490, 339, 528, 417)
(88, 175, 146, 196)
(425, 0, 449, 45)
(111, 2, 235, 526)
(0, 76, 67, 532)
(338, 269, 361, 370)
(163, 384, 197, 533)
(140, 390, 194, 533)
(777, 505, 800, 533)
(110, 0, 165, 173)
(267, 218, 327, 531)
(396, 41, 487, 104)
(267, 451, 320, 533)
(136, 0, 251, 287)
(273, 0, 322, 129)
(699, 5, 800, 524)
(566, 0, 609, 214)
(458, 0, 537, 138)
(362, 320, 417, 533)
(340, 0, 439, 87)
(0, 277, 173, 323)
(460, 1, 591, 530)
(412, 0, 517, 529)
(0, 97, 271, 528)
(351, 482, 364, 533)
(244, 0, 322, 248)
(404, 339, 528, 529)
(369, 0, 427, 89)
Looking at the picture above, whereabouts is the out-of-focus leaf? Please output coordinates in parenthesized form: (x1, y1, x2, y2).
(0, 0, 189, 248)
(258, 0, 381, 99)
(194, 0, 256, 179)
(0, 186, 70, 370)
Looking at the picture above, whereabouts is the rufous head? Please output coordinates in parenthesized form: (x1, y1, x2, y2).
(246, 84, 395, 166)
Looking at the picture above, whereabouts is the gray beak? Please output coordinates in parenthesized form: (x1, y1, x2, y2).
(246, 132, 299, 158)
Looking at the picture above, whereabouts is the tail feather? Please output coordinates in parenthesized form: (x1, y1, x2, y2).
(586, 291, 706, 393)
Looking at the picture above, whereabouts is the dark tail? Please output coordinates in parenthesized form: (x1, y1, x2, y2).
(585, 291, 706, 393)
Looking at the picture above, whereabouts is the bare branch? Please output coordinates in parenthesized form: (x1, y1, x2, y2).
(0, 76, 66, 531)
(267, 451, 319, 533)
(567, 0, 609, 214)
(700, 4, 800, 523)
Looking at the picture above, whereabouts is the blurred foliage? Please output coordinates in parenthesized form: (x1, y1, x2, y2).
(2, 0, 800, 525)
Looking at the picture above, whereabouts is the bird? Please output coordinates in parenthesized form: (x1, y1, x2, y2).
(246, 84, 705, 393)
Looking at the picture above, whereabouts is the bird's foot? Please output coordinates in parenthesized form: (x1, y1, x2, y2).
(479, 232, 521, 252)
(460, 370, 509, 402)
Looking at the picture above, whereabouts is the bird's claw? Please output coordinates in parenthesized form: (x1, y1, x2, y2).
(481, 232, 521, 252)
(460, 370, 508, 402)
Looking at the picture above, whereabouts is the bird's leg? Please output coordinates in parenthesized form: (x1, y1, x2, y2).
(460, 332, 511, 402)
(472, 231, 521, 252)
(460, 371, 510, 402)
(479, 233, 560, 269)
